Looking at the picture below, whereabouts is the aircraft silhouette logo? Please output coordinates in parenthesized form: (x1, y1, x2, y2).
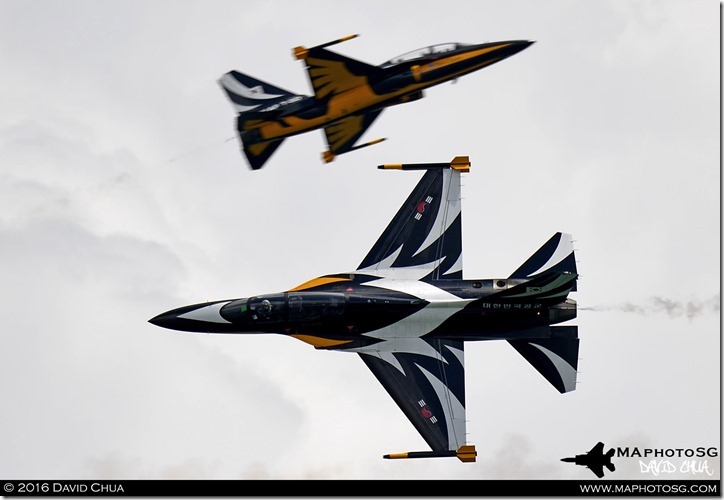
(561, 442, 616, 478)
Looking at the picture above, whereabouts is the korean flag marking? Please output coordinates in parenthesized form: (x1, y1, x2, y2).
(415, 196, 434, 220)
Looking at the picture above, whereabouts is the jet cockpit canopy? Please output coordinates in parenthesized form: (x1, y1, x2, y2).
(380, 43, 472, 68)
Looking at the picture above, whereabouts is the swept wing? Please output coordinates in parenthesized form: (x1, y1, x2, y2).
(357, 157, 469, 281)
(357, 338, 468, 455)
(322, 110, 384, 160)
(296, 44, 387, 161)
(348, 158, 474, 461)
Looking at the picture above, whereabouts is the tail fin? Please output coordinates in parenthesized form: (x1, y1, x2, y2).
(218, 71, 302, 115)
(508, 232, 577, 291)
(219, 71, 301, 170)
(605, 448, 616, 472)
(240, 138, 285, 171)
(508, 325, 579, 393)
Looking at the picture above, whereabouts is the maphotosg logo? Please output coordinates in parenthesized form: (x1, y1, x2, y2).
(618, 446, 719, 477)
(561, 442, 719, 478)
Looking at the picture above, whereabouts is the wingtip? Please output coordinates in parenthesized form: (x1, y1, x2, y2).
(450, 155, 471, 172)
(322, 150, 336, 163)
(456, 444, 477, 463)
(293, 46, 308, 60)
(381, 446, 476, 462)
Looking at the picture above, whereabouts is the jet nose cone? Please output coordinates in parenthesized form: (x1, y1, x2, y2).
(148, 310, 185, 331)
(149, 300, 238, 333)
(475, 40, 535, 63)
(505, 39, 535, 56)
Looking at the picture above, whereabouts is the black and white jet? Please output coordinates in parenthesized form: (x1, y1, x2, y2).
(149, 156, 580, 462)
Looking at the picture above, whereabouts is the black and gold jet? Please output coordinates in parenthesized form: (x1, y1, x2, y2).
(219, 36, 534, 169)
(149, 156, 580, 462)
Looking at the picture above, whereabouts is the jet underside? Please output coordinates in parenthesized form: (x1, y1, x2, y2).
(150, 157, 579, 461)
(152, 274, 577, 346)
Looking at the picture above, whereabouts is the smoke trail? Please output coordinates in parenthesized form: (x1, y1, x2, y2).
(580, 295, 720, 320)
(167, 137, 236, 163)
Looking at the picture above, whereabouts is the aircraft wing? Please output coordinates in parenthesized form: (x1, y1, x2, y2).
(356, 338, 468, 453)
(297, 44, 387, 160)
(588, 464, 606, 479)
(587, 442, 607, 478)
(297, 46, 382, 101)
(357, 161, 465, 281)
(590, 441, 605, 455)
(323, 110, 383, 157)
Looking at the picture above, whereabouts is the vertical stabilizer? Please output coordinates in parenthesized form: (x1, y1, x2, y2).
(509, 326, 579, 393)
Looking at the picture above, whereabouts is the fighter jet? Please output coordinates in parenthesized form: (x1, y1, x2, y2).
(561, 442, 616, 478)
(149, 156, 580, 462)
(219, 36, 534, 170)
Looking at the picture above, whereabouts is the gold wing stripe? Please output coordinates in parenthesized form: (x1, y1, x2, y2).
(306, 57, 367, 99)
(324, 115, 365, 151)
(291, 335, 353, 348)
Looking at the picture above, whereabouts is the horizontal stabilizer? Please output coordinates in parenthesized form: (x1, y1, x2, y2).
(509, 232, 577, 291)
(508, 326, 579, 393)
(241, 138, 285, 170)
(219, 71, 301, 114)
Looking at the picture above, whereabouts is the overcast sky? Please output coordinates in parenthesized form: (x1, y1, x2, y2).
(0, 0, 720, 482)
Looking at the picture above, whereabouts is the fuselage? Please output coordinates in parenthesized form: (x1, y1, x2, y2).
(240, 40, 533, 144)
(149, 271, 577, 349)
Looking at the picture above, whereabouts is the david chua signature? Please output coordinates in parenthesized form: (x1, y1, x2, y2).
(640, 459, 714, 476)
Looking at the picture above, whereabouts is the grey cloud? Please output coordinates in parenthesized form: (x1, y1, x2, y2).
(0, 0, 718, 482)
